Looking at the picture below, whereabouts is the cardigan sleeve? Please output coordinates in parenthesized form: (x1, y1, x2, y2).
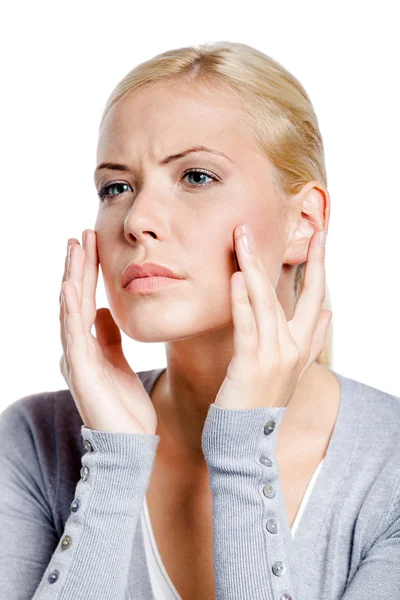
(201, 402, 305, 600)
(0, 401, 160, 600)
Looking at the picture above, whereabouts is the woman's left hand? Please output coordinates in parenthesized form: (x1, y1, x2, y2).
(214, 224, 332, 410)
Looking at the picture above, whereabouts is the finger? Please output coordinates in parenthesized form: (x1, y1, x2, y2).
(230, 270, 258, 364)
(67, 241, 85, 308)
(59, 290, 69, 372)
(62, 279, 89, 369)
(59, 238, 79, 305)
(81, 230, 100, 332)
(298, 309, 332, 380)
(59, 239, 79, 360)
(288, 229, 326, 348)
(234, 226, 279, 357)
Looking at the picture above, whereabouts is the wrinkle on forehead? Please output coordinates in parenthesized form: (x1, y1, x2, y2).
(97, 79, 257, 159)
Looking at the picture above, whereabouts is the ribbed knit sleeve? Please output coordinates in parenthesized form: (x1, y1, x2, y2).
(0, 398, 160, 600)
(35, 426, 160, 599)
(201, 403, 304, 600)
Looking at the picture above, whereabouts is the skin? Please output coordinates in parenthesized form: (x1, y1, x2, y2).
(90, 80, 338, 470)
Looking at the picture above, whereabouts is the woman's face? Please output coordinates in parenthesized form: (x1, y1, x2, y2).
(94, 82, 289, 343)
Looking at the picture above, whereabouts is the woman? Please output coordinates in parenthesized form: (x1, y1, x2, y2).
(1, 41, 399, 600)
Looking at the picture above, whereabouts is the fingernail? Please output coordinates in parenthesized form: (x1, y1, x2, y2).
(319, 230, 327, 247)
(240, 224, 252, 237)
(82, 231, 87, 246)
(242, 233, 254, 253)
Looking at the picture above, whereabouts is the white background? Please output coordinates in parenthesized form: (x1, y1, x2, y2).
(1, 0, 399, 411)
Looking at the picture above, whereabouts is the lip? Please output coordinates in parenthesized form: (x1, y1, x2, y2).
(124, 276, 183, 294)
(121, 261, 184, 288)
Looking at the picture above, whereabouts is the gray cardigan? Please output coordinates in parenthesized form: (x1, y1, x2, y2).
(1, 368, 400, 599)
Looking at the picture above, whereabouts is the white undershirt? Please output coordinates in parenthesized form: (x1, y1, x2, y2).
(141, 458, 325, 600)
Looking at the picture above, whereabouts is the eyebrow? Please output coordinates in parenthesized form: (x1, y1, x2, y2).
(94, 145, 234, 176)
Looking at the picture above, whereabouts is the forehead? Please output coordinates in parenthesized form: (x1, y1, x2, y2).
(96, 82, 261, 164)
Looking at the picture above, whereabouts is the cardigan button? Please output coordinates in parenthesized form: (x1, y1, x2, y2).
(80, 465, 89, 481)
(70, 498, 80, 513)
(47, 569, 60, 584)
(272, 560, 286, 576)
(61, 535, 72, 550)
(83, 439, 93, 453)
(264, 420, 276, 435)
(280, 594, 293, 600)
(263, 484, 276, 499)
(266, 518, 279, 534)
(260, 454, 273, 467)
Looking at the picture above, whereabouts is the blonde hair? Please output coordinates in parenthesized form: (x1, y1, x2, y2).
(99, 41, 332, 368)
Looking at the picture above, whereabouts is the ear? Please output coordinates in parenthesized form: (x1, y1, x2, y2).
(283, 181, 330, 266)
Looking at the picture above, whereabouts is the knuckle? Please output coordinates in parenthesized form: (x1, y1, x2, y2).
(236, 294, 249, 305)
(240, 321, 257, 337)
(262, 296, 276, 312)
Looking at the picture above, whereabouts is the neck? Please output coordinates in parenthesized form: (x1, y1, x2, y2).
(151, 351, 333, 464)
(150, 268, 336, 463)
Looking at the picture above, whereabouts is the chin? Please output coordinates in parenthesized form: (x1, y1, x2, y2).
(106, 287, 233, 343)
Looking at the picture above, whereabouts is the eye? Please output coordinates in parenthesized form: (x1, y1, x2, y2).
(181, 168, 218, 188)
(98, 182, 132, 202)
(97, 168, 219, 202)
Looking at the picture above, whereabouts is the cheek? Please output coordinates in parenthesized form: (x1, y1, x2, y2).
(94, 233, 115, 279)
(94, 234, 107, 264)
(190, 233, 238, 282)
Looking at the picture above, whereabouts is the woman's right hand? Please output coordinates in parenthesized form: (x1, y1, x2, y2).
(59, 229, 158, 436)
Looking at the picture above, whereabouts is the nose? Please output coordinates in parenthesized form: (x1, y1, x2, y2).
(123, 193, 167, 246)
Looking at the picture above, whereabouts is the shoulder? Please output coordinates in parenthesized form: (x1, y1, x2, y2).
(326, 370, 400, 491)
(0, 388, 80, 446)
(0, 368, 162, 522)
(334, 370, 400, 497)
(0, 389, 82, 505)
(335, 370, 400, 424)
(335, 370, 400, 459)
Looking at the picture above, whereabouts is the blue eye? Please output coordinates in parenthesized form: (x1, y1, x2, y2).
(97, 169, 218, 202)
(98, 182, 131, 201)
(182, 169, 218, 188)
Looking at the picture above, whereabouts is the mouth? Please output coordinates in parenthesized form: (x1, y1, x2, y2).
(123, 275, 184, 294)
(121, 261, 184, 288)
